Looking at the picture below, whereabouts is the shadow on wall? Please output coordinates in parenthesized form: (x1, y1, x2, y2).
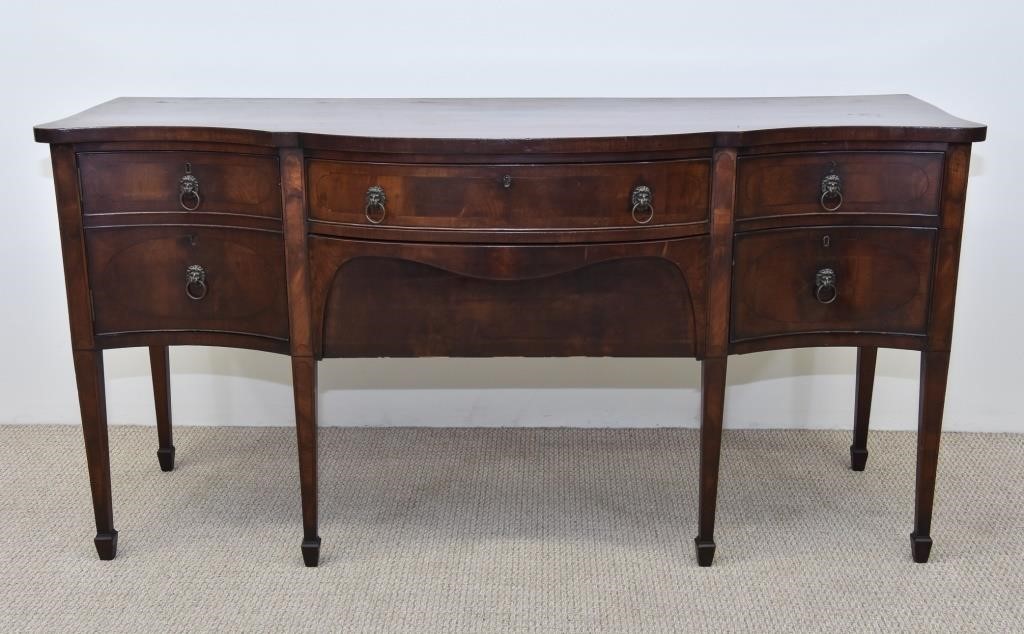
(102, 345, 920, 392)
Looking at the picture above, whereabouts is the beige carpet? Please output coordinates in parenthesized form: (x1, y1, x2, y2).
(0, 425, 1021, 632)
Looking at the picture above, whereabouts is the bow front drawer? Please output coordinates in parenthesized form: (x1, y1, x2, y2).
(78, 151, 282, 218)
(84, 226, 289, 342)
(730, 226, 935, 343)
(736, 151, 943, 222)
(307, 159, 710, 234)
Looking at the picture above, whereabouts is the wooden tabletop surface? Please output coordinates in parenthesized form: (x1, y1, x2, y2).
(35, 95, 985, 146)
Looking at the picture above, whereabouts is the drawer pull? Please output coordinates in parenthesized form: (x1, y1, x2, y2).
(820, 167, 842, 211)
(185, 264, 208, 300)
(631, 185, 654, 224)
(364, 185, 387, 224)
(814, 267, 837, 304)
(178, 162, 201, 211)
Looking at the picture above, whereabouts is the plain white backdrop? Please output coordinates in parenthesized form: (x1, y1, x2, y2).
(0, 1, 1019, 432)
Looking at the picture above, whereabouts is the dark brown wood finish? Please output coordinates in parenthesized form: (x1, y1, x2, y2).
(310, 237, 708, 360)
(78, 151, 282, 217)
(851, 347, 877, 472)
(731, 227, 936, 344)
(695, 148, 738, 567)
(736, 151, 944, 220)
(307, 159, 710, 234)
(149, 346, 174, 472)
(94, 330, 290, 354)
(292, 356, 320, 567)
(280, 148, 320, 566)
(34, 96, 986, 149)
(696, 357, 728, 567)
(910, 143, 973, 563)
(50, 146, 94, 351)
(84, 226, 289, 343)
(305, 218, 710, 245)
(72, 349, 117, 560)
(36, 97, 984, 567)
(51, 145, 118, 559)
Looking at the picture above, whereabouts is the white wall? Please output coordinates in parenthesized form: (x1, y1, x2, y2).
(0, 1, 1020, 432)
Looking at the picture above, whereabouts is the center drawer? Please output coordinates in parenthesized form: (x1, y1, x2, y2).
(306, 159, 710, 233)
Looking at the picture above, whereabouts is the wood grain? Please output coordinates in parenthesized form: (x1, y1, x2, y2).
(35, 96, 986, 150)
(731, 227, 935, 342)
(85, 226, 289, 342)
(851, 346, 877, 471)
(310, 237, 708, 359)
(736, 151, 943, 219)
(149, 346, 174, 472)
(79, 151, 281, 217)
(307, 159, 710, 232)
(35, 97, 985, 567)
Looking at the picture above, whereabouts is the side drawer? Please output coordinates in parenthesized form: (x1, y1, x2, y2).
(78, 151, 282, 217)
(730, 226, 935, 342)
(736, 151, 943, 220)
(85, 226, 289, 341)
(307, 159, 710, 233)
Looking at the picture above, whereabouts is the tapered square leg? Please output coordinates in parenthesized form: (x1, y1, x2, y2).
(156, 447, 175, 472)
(302, 536, 321, 567)
(910, 533, 933, 563)
(94, 531, 119, 560)
(851, 347, 877, 472)
(150, 346, 175, 472)
(694, 538, 716, 567)
(911, 350, 950, 563)
(695, 357, 727, 567)
(292, 356, 320, 567)
(73, 349, 117, 560)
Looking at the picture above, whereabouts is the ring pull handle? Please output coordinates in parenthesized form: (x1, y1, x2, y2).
(631, 185, 654, 225)
(364, 185, 386, 224)
(815, 267, 837, 304)
(185, 264, 208, 300)
(820, 164, 842, 212)
(179, 162, 201, 211)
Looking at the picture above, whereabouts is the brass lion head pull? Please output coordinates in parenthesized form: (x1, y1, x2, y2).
(631, 185, 654, 225)
(179, 162, 201, 211)
(815, 267, 837, 304)
(364, 185, 386, 224)
(820, 163, 842, 211)
(185, 264, 207, 300)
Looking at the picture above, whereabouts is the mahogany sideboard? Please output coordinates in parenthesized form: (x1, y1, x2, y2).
(34, 96, 986, 567)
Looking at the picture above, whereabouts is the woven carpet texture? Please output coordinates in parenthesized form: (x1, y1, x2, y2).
(1, 426, 1021, 632)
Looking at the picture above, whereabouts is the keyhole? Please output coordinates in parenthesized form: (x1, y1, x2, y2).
(502, 174, 512, 189)
(822, 235, 831, 248)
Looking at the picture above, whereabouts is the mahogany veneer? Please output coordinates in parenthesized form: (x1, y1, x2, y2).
(35, 95, 986, 567)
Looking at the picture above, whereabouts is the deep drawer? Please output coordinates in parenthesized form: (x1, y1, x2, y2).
(78, 151, 282, 217)
(306, 159, 710, 233)
(85, 226, 289, 340)
(730, 226, 935, 342)
(309, 236, 708, 358)
(736, 151, 943, 221)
